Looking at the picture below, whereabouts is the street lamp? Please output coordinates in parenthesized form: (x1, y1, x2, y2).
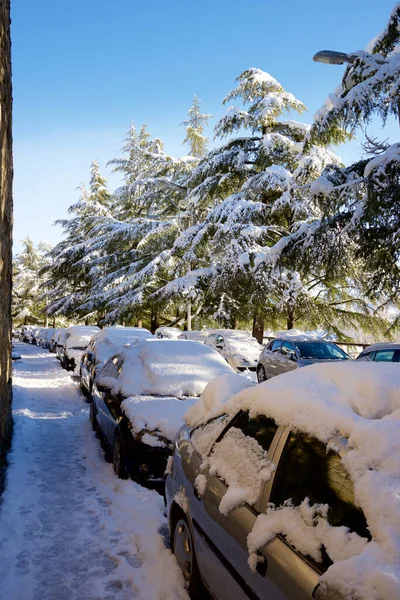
(313, 50, 356, 65)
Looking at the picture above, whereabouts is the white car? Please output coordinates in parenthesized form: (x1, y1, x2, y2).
(62, 325, 100, 372)
(154, 327, 183, 339)
(79, 326, 152, 397)
(179, 330, 210, 343)
(204, 330, 264, 378)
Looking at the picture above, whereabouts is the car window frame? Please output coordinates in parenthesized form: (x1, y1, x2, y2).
(269, 339, 282, 353)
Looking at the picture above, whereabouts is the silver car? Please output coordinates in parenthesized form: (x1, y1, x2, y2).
(356, 342, 400, 362)
(257, 338, 350, 382)
(166, 410, 370, 600)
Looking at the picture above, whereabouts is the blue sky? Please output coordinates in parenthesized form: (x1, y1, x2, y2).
(12, 0, 398, 253)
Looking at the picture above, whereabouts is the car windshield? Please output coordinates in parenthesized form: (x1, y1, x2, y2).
(295, 341, 348, 360)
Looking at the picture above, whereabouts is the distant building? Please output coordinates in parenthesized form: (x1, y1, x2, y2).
(0, 0, 13, 480)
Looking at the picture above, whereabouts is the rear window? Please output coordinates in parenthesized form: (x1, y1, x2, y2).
(295, 342, 348, 360)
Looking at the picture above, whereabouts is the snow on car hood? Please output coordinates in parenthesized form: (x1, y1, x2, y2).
(187, 362, 400, 600)
(115, 339, 235, 399)
(121, 395, 198, 444)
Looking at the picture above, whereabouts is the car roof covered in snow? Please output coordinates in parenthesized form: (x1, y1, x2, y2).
(112, 339, 235, 399)
(359, 342, 400, 353)
(90, 326, 153, 367)
(186, 361, 400, 599)
(65, 325, 100, 347)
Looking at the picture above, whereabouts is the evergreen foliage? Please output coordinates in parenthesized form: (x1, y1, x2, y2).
(181, 95, 212, 158)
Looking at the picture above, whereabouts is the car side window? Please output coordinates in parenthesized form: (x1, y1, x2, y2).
(98, 357, 120, 379)
(270, 431, 370, 568)
(281, 341, 296, 357)
(270, 340, 282, 352)
(374, 349, 396, 362)
(204, 411, 279, 511)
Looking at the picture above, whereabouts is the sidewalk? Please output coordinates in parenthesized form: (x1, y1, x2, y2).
(0, 343, 187, 600)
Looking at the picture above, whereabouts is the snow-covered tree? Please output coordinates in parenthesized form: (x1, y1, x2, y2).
(42, 161, 112, 320)
(13, 237, 52, 324)
(305, 3, 400, 326)
(152, 68, 373, 338)
(181, 95, 212, 158)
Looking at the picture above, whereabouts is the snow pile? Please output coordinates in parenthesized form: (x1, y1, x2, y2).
(65, 326, 100, 349)
(202, 427, 276, 516)
(154, 327, 183, 339)
(187, 361, 400, 599)
(121, 396, 198, 445)
(114, 340, 235, 399)
(185, 372, 254, 427)
(92, 326, 152, 368)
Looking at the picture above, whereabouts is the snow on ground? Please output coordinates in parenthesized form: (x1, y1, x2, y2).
(0, 343, 188, 600)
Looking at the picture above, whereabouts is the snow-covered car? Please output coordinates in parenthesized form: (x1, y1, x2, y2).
(49, 328, 62, 353)
(166, 362, 400, 600)
(257, 337, 350, 382)
(11, 350, 22, 360)
(19, 325, 34, 342)
(178, 330, 210, 343)
(37, 328, 55, 349)
(204, 330, 263, 378)
(27, 327, 42, 345)
(356, 342, 400, 362)
(55, 329, 68, 361)
(155, 327, 183, 339)
(90, 339, 236, 486)
(79, 326, 152, 397)
(62, 325, 100, 372)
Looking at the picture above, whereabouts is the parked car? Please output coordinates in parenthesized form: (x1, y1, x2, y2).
(49, 329, 62, 353)
(79, 326, 152, 397)
(179, 330, 210, 343)
(204, 330, 263, 378)
(90, 339, 235, 486)
(155, 327, 183, 339)
(37, 328, 55, 349)
(257, 337, 350, 382)
(356, 342, 400, 362)
(55, 329, 68, 362)
(62, 325, 100, 371)
(166, 361, 399, 600)
(19, 325, 34, 342)
(27, 327, 42, 345)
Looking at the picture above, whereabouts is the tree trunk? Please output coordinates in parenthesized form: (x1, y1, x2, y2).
(45, 315, 49, 327)
(150, 312, 159, 334)
(137, 319, 142, 328)
(52, 318, 56, 329)
(252, 313, 264, 343)
(0, 0, 13, 479)
(229, 316, 239, 329)
(85, 316, 89, 326)
(187, 301, 192, 331)
(287, 312, 294, 330)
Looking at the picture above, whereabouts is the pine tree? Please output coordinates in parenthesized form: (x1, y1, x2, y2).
(181, 95, 212, 158)
(13, 237, 52, 324)
(304, 4, 400, 325)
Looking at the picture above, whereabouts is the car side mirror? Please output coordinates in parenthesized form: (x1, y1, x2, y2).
(290, 353, 297, 361)
(313, 584, 346, 600)
(96, 384, 111, 394)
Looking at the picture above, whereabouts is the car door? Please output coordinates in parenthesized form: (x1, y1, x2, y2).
(262, 339, 283, 379)
(253, 429, 371, 600)
(187, 411, 288, 599)
(93, 356, 121, 445)
(277, 340, 298, 375)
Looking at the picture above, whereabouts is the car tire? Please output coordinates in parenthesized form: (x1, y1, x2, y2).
(80, 374, 90, 400)
(89, 402, 97, 432)
(113, 434, 128, 479)
(171, 512, 202, 597)
(257, 365, 267, 383)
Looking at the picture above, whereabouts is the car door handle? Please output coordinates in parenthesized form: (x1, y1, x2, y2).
(255, 551, 267, 577)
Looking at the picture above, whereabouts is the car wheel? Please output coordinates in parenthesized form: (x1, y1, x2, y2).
(172, 513, 201, 596)
(113, 435, 128, 479)
(89, 402, 97, 432)
(257, 365, 267, 383)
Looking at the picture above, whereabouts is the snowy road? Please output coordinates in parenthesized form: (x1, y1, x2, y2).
(0, 343, 188, 600)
